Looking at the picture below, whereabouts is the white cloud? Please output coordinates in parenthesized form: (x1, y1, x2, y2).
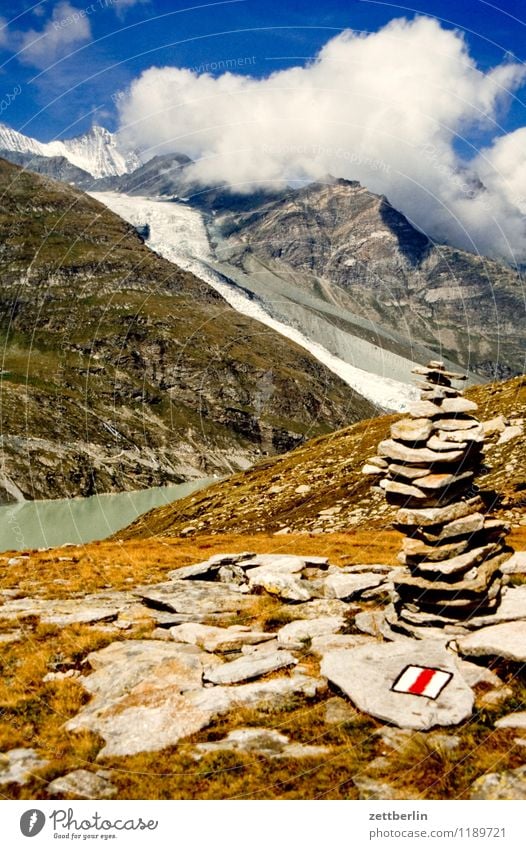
(0, 16, 9, 47)
(19, 2, 91, 69)
(118, 16, 526, 262)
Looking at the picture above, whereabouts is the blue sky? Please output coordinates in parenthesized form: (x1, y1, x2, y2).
(0, 0, 525, 142)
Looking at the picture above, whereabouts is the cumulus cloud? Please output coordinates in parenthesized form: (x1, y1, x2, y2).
(19, 2, 92, 69)
(0, 17, 9, 47)
(117, 16, 526, 262)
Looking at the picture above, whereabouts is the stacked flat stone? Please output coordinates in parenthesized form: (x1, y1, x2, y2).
(364, 360, 512, 627)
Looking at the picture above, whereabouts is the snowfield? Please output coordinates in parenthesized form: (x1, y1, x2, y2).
(90, 192, 418, 411)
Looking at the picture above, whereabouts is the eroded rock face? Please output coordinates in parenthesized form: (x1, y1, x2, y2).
(366, 361, 513, 628)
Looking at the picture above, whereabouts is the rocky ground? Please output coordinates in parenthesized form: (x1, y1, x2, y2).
(1, 533, 525, 800)
(121, 375, 526, 539)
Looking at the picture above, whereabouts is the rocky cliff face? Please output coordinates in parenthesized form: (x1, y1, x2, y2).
(217, 179, 524, 377)
(0, 159, 377, 503)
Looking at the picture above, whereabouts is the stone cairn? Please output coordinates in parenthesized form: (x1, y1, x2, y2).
(364, 360, 513, 631)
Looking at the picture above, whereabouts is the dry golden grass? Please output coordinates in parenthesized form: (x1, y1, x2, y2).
(0, 530, 404, 600)
(0, 528, 525, 800)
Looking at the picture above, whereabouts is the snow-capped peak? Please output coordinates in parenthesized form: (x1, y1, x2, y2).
(0, 122, 142, 178)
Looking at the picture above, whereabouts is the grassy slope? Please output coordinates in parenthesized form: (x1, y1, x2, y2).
(0, 158, 376, 500)
(119, 375, 526, 540)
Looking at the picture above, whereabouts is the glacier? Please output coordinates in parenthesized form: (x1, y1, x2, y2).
(90, 192, 420, 412)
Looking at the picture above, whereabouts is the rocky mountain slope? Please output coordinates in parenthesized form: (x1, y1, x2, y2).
(216, 179, 525, 377)
(121, 375, 526, 539)
(0, 158, 377, 502)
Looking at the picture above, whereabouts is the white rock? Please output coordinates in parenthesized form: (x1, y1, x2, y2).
(47, 769, 117, 799)
(67, 673, 324, 758)
(469, 765, 526, 800)
(458, 622, 526, 662)
(495, 712, 526, 730)
(501, 551, 526, 575)
(457, 659, 503, 688)
(497, 425, 522, 445)
(247, 570, 312, 601)
(324, 572, 384, 600)
(295, 485, 311, 494)
(136, 580, 254, 615)
(194, 727, 331, 759)
(204, 650, 297, 684)
(243, 554, 306, 573)
(170, 623, 274, 652)
(0, 748, 48, 786)
(277, 616, 345, 649)
(321, 642, 473, 730)
(310, 634, 376, 653)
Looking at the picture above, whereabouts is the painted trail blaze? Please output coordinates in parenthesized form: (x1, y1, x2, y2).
(391, 665, 453, 699)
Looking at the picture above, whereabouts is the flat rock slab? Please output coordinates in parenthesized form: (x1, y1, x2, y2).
(194, 728, 331, 760)
(243, 555, 307, 573)
(469, 765, 526, 800)
(0, 593, 128, 626)
(247, 570, 312, 601)
(310, 634, 377, 653)
(502, 551, 526, 575)
(465, 586, 526, 628)
(136, 581, 253, 615)
(277, 616, 345, 649)
(168, 552, 256, 580)
(170, 623, 274, 652)
(457, 622, 526, 662)
(390, 419, 433, 443)
(67, 673, 324, 758)
(321, 642, 474, 730)
(395, 497, 483, 529)
(0, 748, 48, 785)
(495, 712, 526, 730)
(204, 650, 297, 684)
(47, 769, 117, 799)
(290, 599, 350, 619)
(324, 572, 384, 600)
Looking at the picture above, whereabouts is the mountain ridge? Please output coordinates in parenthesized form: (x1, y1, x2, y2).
(0, 157, 376, 502)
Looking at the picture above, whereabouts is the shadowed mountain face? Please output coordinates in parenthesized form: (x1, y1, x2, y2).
(216, 179, 525, 378)
(0, 158, 377, 503)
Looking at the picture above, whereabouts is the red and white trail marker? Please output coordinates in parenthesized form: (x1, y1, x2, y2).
(391, 665, 453, 700)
